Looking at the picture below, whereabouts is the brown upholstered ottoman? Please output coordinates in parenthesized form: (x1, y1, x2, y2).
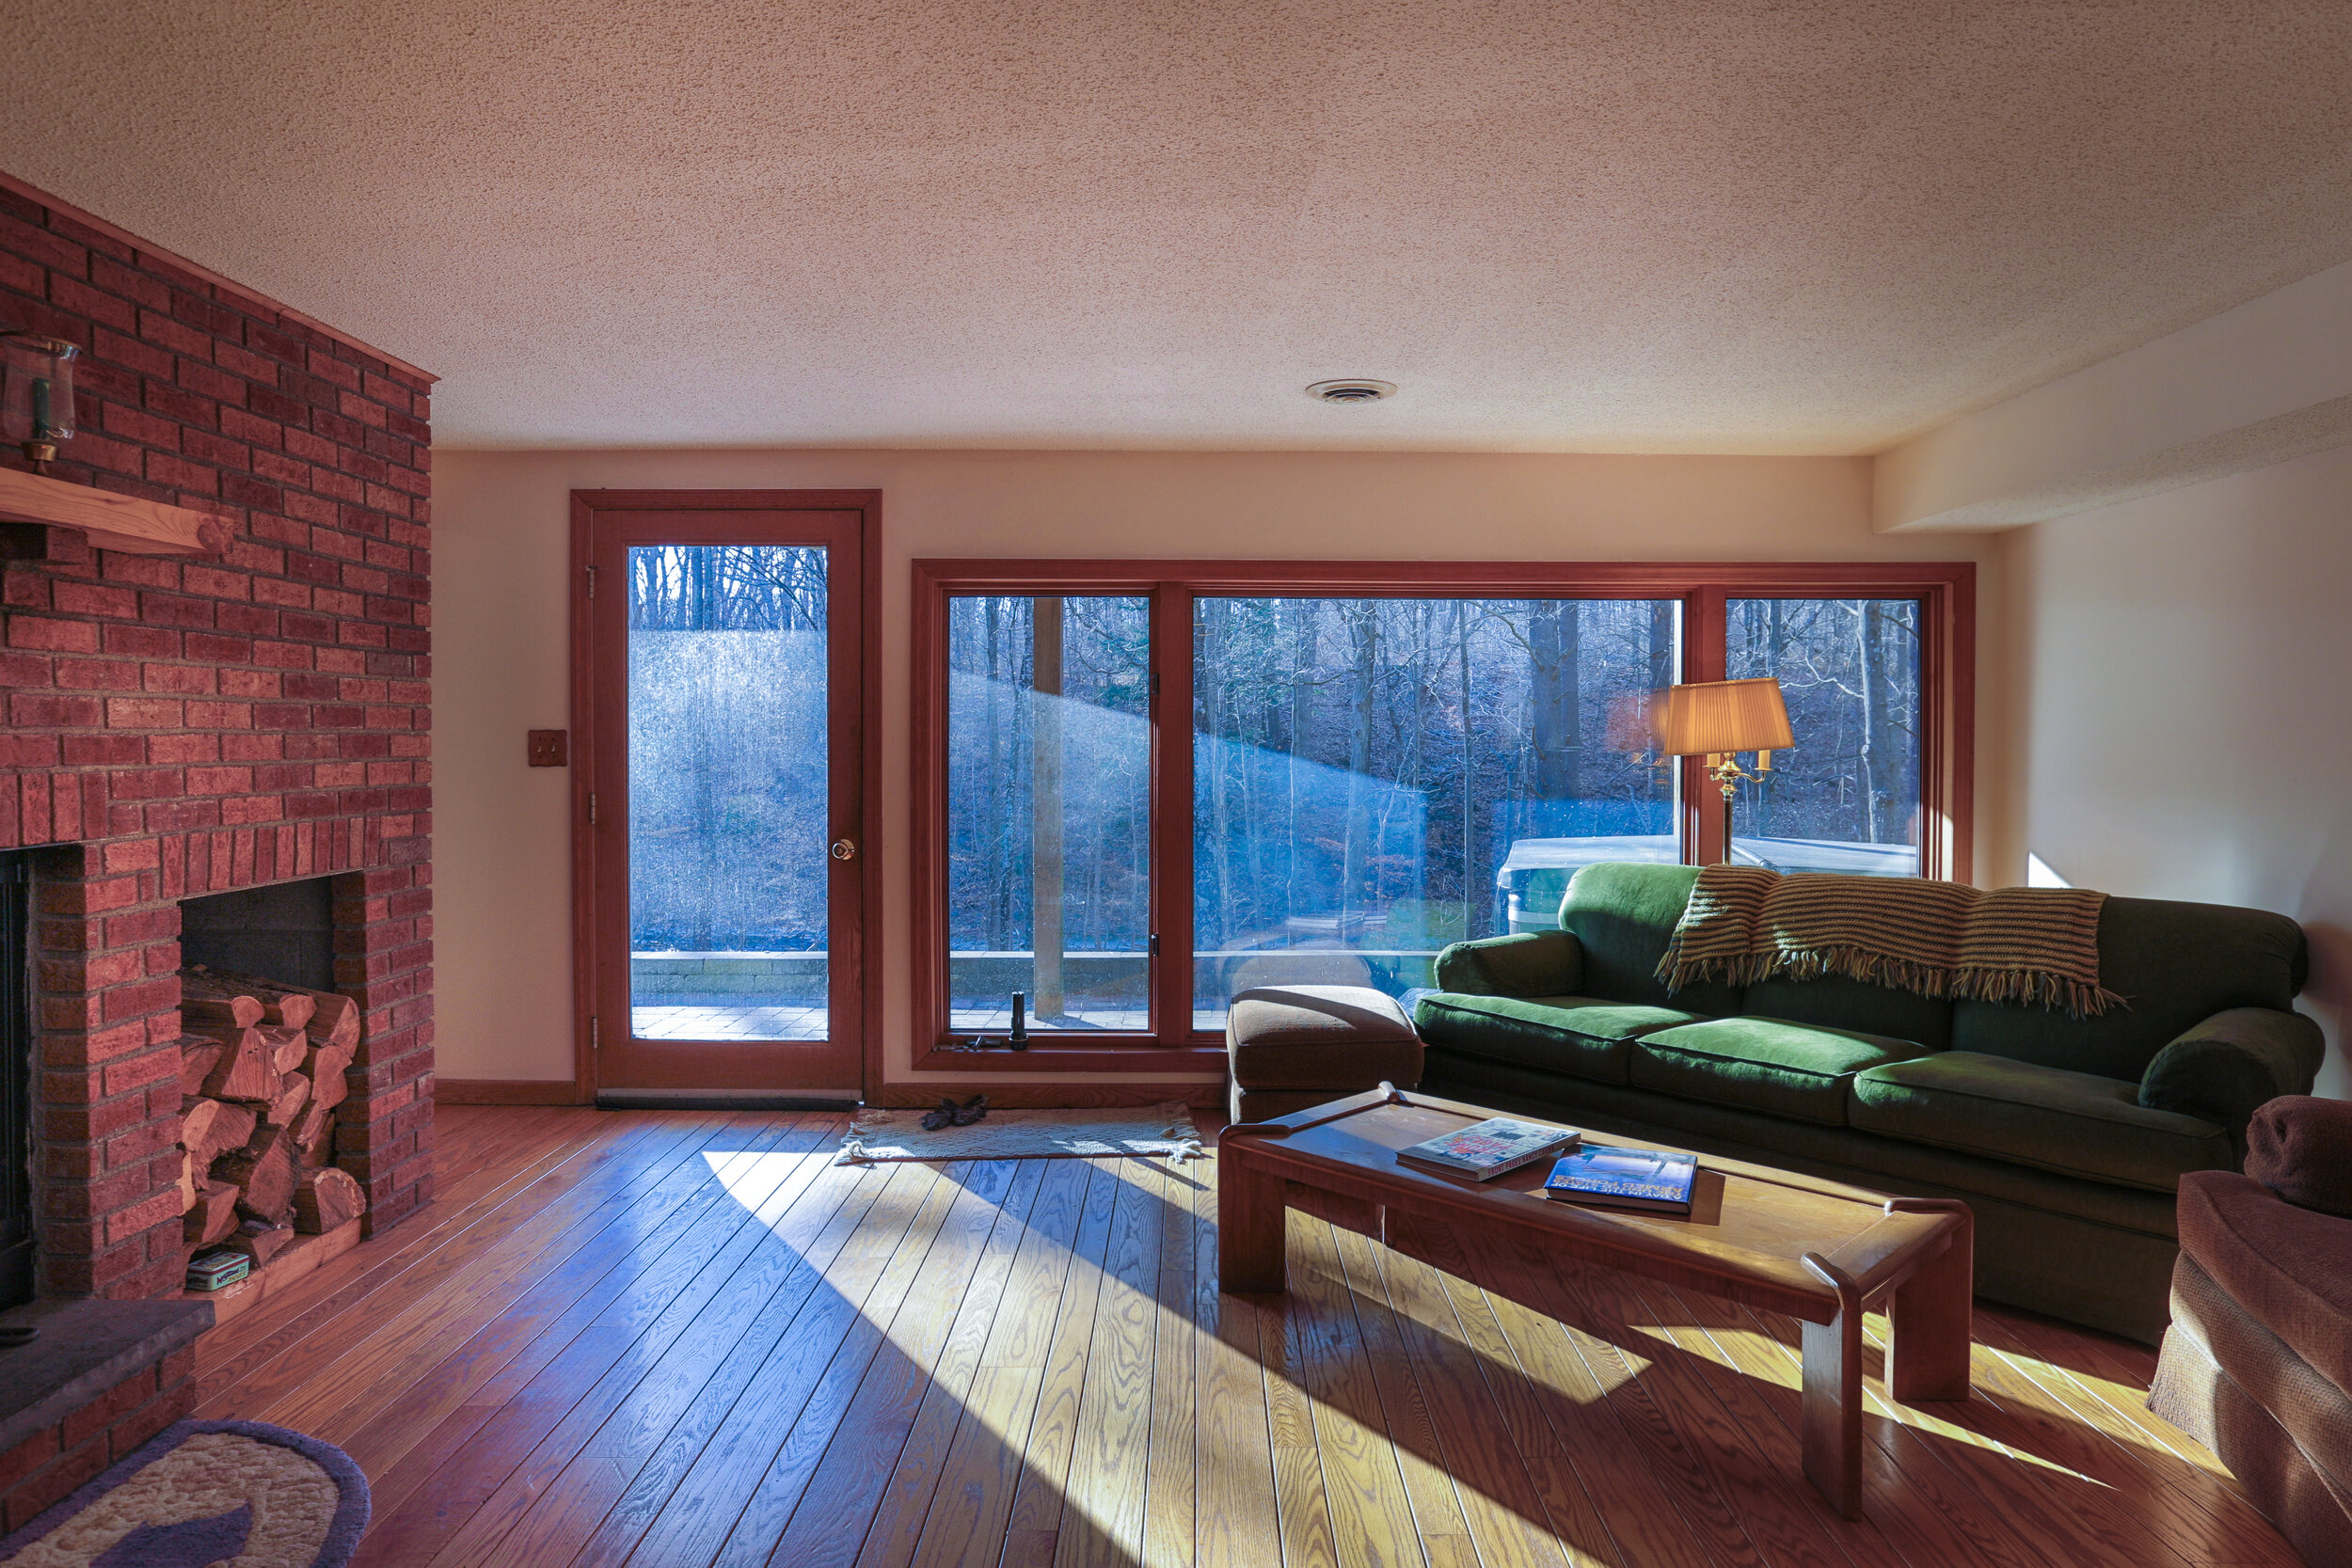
(1225, 985, 1423, 1123)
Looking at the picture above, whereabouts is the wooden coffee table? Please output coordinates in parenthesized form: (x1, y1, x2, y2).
(1217, 1085, 1973, 1518)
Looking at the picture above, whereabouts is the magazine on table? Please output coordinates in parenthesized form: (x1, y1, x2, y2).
(1396, 1117, 1580, 1180)
(1543, 1145, 1698, 1214)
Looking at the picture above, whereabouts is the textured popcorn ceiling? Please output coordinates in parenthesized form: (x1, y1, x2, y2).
(6, 2, 2352, 452)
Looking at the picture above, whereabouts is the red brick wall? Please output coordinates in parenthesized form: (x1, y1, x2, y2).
(0, 1344, 195, 1530)
(0, 179, 433, 1299)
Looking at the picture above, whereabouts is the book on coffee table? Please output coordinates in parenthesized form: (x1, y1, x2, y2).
(1543, 1144, 1698, 1214)
(1396, 1117, 1580, 1180)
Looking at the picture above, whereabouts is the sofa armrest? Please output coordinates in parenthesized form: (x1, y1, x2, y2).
(1432, 930, 1583, 998)
(2139, 1006, 2325, 1140)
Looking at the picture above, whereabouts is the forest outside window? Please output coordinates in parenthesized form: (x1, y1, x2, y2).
(913, 562, 1972, 1063)
(946, 595, 1151, 1031)
(1191, 595, 1680, 1031)
(1726, 597, 1924, 876)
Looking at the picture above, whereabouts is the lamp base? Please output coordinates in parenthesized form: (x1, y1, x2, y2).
(18, 441, 54, 473)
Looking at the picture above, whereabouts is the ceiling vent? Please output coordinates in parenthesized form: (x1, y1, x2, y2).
(1306, 378, 1396, 404)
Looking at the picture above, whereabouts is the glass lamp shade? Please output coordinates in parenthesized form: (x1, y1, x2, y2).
(1655, 676, 1793, 757)
(1, 335, 77, 459)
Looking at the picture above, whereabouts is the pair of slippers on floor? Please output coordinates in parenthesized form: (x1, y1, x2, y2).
(919, 1094, 989, 1132)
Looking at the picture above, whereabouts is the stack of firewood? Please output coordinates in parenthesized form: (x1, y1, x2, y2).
(177, 966, 368, 1266)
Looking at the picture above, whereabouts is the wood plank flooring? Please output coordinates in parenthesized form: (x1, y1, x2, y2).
(192, 1106, 2295, 1567)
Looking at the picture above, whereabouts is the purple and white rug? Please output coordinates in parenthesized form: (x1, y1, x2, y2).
(0, 1419, 367, 1567)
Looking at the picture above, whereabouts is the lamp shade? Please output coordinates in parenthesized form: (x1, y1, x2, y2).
(1655, 677, 1793, 757)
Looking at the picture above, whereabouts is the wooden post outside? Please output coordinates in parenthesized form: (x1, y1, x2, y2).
(1031, 595, 1065, 1018)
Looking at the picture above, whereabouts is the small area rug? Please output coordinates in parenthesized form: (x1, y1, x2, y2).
(0, 1419, 368, 1567)
(837, 1102, 1206, 1164)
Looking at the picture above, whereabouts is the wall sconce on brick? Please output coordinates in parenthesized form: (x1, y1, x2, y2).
(0, 333, 77, 472)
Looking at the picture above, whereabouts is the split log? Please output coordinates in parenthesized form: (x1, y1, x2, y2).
(230, 1219, 295, 1266)
(300, 990, 358, 1049)
(183, 1180, 241, 1246)
(187, 968, 357, 1051)
(268, 1073, 310, 1128)
(308, 1007, 359, 1054)
(197, 1028, 277, 1102)
(214, 1123, 297, 1225)
(293, 1167, 365, 1234)
(179, 1097, 223, 1162)
(263, 1025, 310, 1076)
(292, 1102, 335, 1165)
(178, 1037, 225, 1098)
(182, 966, 317, 1030)
(198, 1101, 259, 1169)
(179, 1149, 198, 1213)
(180, 992, 262, 1030)
(305, 1044, 352, 1112)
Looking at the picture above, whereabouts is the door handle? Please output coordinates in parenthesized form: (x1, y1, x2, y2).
(830, 838, 856, 862)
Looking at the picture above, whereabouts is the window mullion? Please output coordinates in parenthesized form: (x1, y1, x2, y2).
(1150, 585, 1196, 1041)
(1683, 587, 1728, 863)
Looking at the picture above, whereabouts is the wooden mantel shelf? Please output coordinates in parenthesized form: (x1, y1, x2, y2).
(0, 467, 230, 556)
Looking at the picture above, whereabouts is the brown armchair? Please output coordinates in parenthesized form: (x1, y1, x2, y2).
(2150, 1094, 2352, 1565)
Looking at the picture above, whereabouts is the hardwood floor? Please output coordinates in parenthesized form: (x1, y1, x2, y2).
(193, 1106, 2294, 1567)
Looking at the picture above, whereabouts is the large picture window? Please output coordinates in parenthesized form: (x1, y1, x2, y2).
(912, 562, 1972, 1071)
(1190, 595, 1681, 1031)
(1726, 596, 1924, 876)
(946, 595, 1152, 1030)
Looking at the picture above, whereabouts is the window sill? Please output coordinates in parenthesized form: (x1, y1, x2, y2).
(912, 1041, 1226, 1074)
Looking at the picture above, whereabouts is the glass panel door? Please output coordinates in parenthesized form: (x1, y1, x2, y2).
(627, 545, 832, 1039)
(584, 502, 869, 1097)
(1726, 596, 1922, 876)
(1191, 596, 1681, 1030)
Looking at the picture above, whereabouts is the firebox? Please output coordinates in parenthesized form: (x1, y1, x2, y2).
(180, 877, 338, 994)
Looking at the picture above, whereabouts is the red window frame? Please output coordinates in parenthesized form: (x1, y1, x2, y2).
(909, 560, 1974, 1073)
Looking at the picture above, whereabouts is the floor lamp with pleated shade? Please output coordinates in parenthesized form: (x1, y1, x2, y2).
(1654, 677, 1794, 863)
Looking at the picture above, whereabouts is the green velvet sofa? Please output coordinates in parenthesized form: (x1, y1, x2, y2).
(1412, 863, 2323, 1343)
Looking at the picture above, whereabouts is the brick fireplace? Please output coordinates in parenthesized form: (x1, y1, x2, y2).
(0, 176, 435, 1311)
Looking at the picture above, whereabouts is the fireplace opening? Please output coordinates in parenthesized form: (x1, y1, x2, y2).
(0, 852, 28, 1312)
(180, 877, 336, 993)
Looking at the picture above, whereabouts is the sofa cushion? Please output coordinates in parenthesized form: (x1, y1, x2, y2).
(1950, 895, 2309, 1081)
(1227, 985, 1422, 1089)
(1410, 992, 1694, 1085)
(2248, 1095, 2352, 1219)
(1740, 975, 1951, 1053)
(1630, 1017, 1926, 1126)
(1558, 863, 1744, 1016)
(2177, 1168, 2352, 1396)
(1851, 1052, 2233, 1192)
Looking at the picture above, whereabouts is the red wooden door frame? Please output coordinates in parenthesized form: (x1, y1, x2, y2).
(569, 490, 882, 1101)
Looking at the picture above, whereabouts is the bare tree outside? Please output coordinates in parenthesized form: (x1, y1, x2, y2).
(626, 545, 833, 1040)
(1726, 597, 1923, 873)
(1185, 596, 1682, 1024)
(946, 596, 1152, 1030)
(929, 592, 1927, 1036)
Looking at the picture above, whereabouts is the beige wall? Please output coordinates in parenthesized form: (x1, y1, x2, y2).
(1876, 257, 2352, 533)
(434, 446, 2002, 1090)
(1993, 442, 2352, 1098)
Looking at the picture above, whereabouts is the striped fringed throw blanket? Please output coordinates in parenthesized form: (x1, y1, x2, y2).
(1656, 865, 2123, 1018)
